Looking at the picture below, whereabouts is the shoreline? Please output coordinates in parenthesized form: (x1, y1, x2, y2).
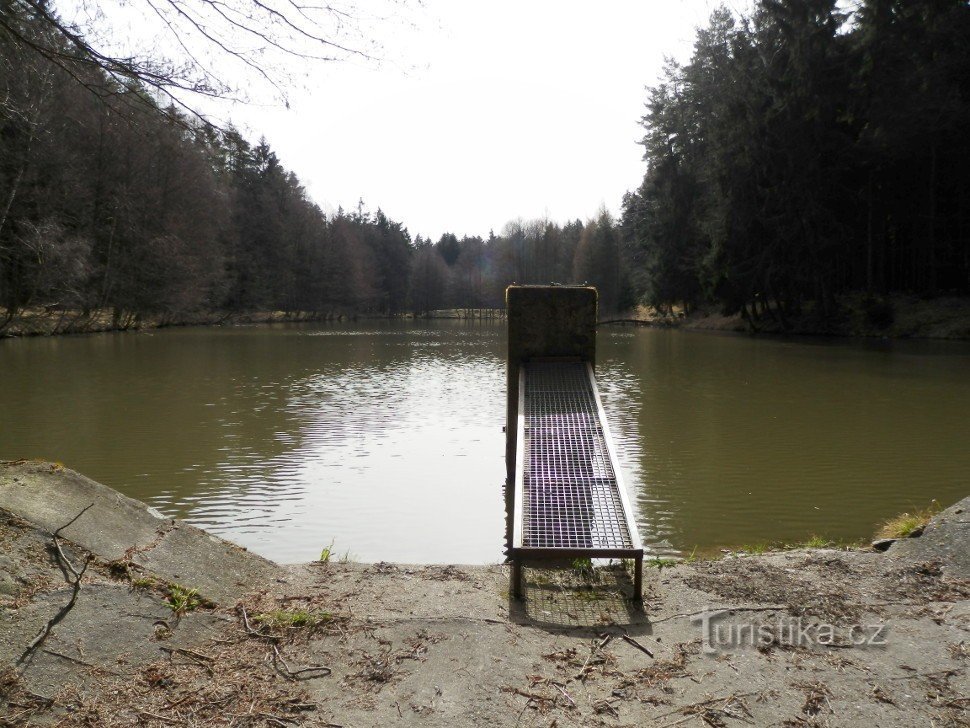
(1, 462, 967, 726)
(0, 308, 506, 340)
(607, 292, 970, 342)
(4, 293, 970, 342)
(0, 309, 344, 340)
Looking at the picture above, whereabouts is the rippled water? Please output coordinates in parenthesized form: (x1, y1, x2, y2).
(2, 321, 969, 562)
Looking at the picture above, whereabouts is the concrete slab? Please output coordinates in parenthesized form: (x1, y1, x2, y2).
(887, 495, 970, 579)
(0, 462, 168, 563)
(0, 462, 277, 606)
(131, 521, 277, 604)
(4, 584, 227, 698)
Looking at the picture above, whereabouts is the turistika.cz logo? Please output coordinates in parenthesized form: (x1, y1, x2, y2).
(691, 609, 889, 654)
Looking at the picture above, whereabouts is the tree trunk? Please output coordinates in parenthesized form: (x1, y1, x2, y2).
(866, 170, 874, 295)
(927, 140, 938, 292)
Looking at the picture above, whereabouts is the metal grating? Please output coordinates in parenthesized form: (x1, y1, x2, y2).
(521, 362, 634, 550)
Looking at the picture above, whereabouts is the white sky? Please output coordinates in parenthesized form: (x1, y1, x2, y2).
(219, 1, 729, 240)
(90, 1, 728, 241)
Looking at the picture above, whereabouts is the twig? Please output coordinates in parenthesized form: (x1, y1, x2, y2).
(138, 710, 181, 724)
(160, 646, 214, 662)
(238, 604, 279, 642)
(507, 687, 555, 705)
(252, 715, 296, 727)
(652, 692, 759, 725)
(514, 696, 533, 727)
(51, 503, 96, 580)
(271, 644, 332, 680)
(160, 646, 214, 676)
(576, 634, 613, 680)
(551, 682, 576, 708)
(620, 633, 654, 658)
(40, 647, 119, 674)
(650, 606, 786, 624)
(368, 615, 506, 626)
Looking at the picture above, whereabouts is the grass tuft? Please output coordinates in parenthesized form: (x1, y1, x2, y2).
(876, 501, 940, 540)
(571, 557, 596, 583)
(165, 583, 207, 615)
(253, 609, 332, 629)
(320, 539, 335, 563)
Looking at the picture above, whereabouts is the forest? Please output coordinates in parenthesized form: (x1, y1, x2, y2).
(623, 0, 970, 325)
(1, 0, 968, 330)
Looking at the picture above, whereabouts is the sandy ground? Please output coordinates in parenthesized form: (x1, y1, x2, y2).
(1, 463, 968, 727)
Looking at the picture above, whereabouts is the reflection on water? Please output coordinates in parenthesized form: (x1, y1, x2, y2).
(598, 330, 970, 554)
(2, 321, 969, 562)
(0, 322, 506, 563)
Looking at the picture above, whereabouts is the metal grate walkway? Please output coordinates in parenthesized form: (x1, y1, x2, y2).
(511, 361, 643, 600)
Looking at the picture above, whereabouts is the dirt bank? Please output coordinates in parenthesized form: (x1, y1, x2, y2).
(1, 461, 968, 726)
(610, 294, 970, 341)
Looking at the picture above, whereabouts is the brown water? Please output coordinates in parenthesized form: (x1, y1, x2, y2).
(1, 321, 968, 562)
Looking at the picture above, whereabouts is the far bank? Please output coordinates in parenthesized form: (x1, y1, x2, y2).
(611, 292, 970, 341)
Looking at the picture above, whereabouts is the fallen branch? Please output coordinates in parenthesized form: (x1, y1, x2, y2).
(17, 503, 95, 667)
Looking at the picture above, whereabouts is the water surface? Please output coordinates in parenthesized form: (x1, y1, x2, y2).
(2, 321, 968, 562)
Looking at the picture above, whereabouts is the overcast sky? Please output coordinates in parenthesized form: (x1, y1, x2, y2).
(148, 1, 728, 240)
(217, 1, 735, 240)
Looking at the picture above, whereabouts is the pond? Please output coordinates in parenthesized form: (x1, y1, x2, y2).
(2, 321, 968, 563)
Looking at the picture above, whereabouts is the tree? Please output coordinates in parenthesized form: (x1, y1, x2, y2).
(624, 1, 970, 326)
(409, 245, 448, 315)
(573, 211, 631, 315)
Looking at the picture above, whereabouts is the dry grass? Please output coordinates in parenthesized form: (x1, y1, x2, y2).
(876, 501, 941, 539)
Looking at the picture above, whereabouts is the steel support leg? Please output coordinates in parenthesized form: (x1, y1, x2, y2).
(633, 556, 643, 607)
(512, 558, 523, 600)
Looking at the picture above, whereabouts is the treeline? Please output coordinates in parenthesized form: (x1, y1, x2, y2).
(0, 3, 633, 329)
(409, 213, 633, 315)
(0, 2, 415, 325)
(9, 0, 963, 330)
(621, 0, 970, 325)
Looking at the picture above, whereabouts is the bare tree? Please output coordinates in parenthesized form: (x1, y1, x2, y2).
(0, 0, 406, 119)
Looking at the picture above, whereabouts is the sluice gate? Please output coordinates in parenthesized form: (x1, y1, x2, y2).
(505, 285, 643, 603)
